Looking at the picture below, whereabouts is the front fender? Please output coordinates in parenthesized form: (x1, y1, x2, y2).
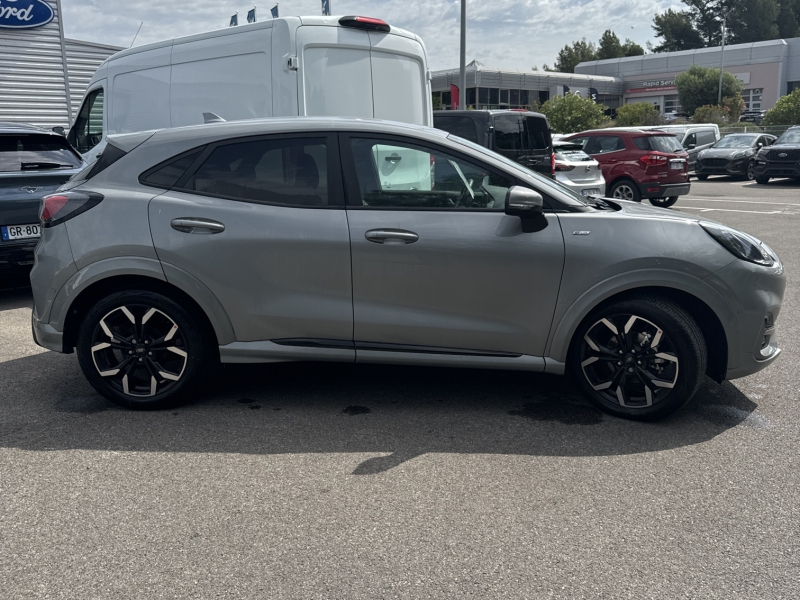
(545, 269, 740, 369)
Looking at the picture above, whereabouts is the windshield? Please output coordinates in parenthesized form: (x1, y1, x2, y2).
(714, 135, 756, 148)
(633, 135, 685, 153)
(776, 129, 800, 144)
(448, 134, 589, 206)
(0, 134, 82, 172)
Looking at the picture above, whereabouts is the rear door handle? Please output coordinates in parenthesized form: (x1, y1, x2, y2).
(364, 229, 419, 244)
(171, 217, 226, 234)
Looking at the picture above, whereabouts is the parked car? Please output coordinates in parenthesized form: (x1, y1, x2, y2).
(0, 122, 85, 271)
(696, 133, 776, 180)
(563, 129, 690, 207)
(753, 125, 800, 184)
(640, 124, 720, 170)
(68, 15, 433, 163)
(433, 110, 553, 177)
(740, 110, 766, 125)
(31, 118, 784, 421)
(552, 140, 605, 197)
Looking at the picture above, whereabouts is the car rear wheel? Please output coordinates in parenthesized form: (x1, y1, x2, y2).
(609, 180, 641, 202)
(77, 290, 213, 409)
(755, 175, 770, 184)
(649, 197, 678, 208)
(696, 174, 709, 181)
(568, 295, 707, 421)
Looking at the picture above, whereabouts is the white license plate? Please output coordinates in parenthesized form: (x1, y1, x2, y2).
(581, 188, 602, 197)
(670, 160, 685, 170)
(1, 223, 41, 241)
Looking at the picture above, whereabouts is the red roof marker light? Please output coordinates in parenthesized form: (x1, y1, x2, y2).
(339, 16, 391, 32)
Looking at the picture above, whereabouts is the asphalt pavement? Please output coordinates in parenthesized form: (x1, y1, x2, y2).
(1, 177, 798, 599)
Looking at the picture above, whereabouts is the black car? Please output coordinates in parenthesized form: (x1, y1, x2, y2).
(696, 133, 776, 181)
(740, 110, 766, 125)
(433, 110, 554, 177)
(0, 123, 85, 271)
(753, 126, 800, 184)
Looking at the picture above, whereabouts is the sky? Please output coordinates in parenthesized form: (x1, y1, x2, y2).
(61, 0, 685, 71)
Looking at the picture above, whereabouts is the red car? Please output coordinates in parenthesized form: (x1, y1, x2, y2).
(563, 129, 690, 208)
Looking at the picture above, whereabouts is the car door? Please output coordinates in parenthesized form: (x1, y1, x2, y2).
(581, 135, 628, 183)
(148, 133, 353, 345)
(340, 133, 565, 358)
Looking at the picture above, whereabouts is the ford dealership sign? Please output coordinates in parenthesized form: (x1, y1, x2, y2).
(0, 0, 54, 29)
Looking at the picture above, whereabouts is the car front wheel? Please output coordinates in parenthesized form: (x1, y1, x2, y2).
(609, 180, 641, 202)
(569, 295, 707, 421)
(755, 175, 770, 184)
(77, 290, 214, 409)
(649, 197, 678, 208)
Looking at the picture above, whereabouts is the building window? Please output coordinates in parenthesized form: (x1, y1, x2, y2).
(500, 89, 509, 105)
(478, 88, 489, 105)
(520, 90, 529, 106)
(442, 91, 451, 108)
(510, 89, 519, 105)
(467, 88, 476, 107)
(488, 88, 499, 105)
(664, 95, 682, 114)
(742, 88, 763, 111)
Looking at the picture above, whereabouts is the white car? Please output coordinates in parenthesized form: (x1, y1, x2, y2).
(553, 141, 605, 197)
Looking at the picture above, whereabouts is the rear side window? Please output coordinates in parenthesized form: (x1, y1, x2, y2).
(633, 135, 684, 153)
(182, 138, 329, 206)
(0, 134, 83, 172)
(434, 116, 480, 144)
(493, 115, 523, 150)
(141, 150, 203, 188)
(524, 116, 550, 150)
(585, 135, 625, 154)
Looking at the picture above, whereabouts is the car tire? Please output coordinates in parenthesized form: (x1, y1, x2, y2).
(649, 197, 678, 208)
(755, 175, 770, 185)
(568, 295, 707, 421)
(696, 174, 709, 181)
(744, 161, 755, 181)
(77, 289, 214, 410)
(609, 179, 641, 202)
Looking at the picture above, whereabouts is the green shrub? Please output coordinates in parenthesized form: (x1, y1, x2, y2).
(692, 104, 730, 126)
(763, 89, 800, 126)
(539, 93, 609, 134)
(615, 102, 664, 126)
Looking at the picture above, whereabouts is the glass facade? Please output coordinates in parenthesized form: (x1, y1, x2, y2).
(742, 88, 763, 110)
(663, 94, 682, 114)
(432, 87, 550, 111)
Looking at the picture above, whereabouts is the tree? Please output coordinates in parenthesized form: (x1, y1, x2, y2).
(621, 39, 645, 56)
(728, 0, 780, 43)
(553, 39, 597, 73)
(777, 0, 800, 38)
(539, 93, 609, 133)
(763, 88, 800, 125)
(722, 95, 745, 123)
(597, 30, 624, 60)
(676, 65, 743, 116)
(652, 9, 704, 52)
(692, 104, 731, 126)
(615, 103, 664, 126)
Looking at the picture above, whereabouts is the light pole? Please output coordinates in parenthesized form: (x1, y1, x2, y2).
(459, 0, 466, 109)
(717, 11, 729, 104)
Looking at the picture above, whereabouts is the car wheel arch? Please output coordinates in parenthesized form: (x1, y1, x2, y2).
(547, 280, 734, 383)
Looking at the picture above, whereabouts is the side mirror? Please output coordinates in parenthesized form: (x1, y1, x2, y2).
(52, 126, 65, 136)
(505, 186, 544, 216)
(757, 142, 764, 147)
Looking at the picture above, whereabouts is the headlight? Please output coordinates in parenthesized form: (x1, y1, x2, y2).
(700, 222, 775, 266)
(731, 150, 746, 159)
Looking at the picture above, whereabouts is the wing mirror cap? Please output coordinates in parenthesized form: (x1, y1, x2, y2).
(505, 186, 544, 216)
(51, 126, 65, 136)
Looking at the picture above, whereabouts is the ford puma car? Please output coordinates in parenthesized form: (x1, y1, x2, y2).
(31, 118, 784, 420)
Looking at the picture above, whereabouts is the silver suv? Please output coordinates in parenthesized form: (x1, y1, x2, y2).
(31, 118, 785, 420)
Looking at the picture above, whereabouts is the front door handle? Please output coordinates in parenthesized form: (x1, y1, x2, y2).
(171, 217, 226, 234)
(364, 228, 419, 245)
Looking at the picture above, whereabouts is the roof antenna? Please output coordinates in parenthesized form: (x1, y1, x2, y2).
(203, 112, 226, 124)
(130, 22, 144, 48)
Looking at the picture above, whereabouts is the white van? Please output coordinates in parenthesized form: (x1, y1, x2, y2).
(67, 16, 433, 162)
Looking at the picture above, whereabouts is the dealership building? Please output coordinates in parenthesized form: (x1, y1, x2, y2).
(0, 0, 121, 129)
(433, 37, 800, 115)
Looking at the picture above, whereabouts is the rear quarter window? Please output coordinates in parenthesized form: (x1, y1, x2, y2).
(633, 135, 684, 153)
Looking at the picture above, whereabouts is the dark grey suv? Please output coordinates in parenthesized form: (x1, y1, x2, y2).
(0, 123, 85, 271)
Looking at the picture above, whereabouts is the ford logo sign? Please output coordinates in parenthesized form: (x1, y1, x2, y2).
(0, 0, 54, 29)
(778, 153, 788, 158)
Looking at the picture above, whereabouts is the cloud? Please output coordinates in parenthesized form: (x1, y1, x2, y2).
(62, 0, 683, 71)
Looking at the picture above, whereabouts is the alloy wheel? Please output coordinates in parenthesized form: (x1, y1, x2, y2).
(90, 304, 188, 397)
(746, 161, 755, 180)
(612, 184, 635, 201)
(579, 314, 679, 409)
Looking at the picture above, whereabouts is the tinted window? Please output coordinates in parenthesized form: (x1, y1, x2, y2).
(69, 88, 104, 154)
(183, 138, 328, 206)
(349, 137, 513, 210)
(684, 133, 697, 147)
(633, 135, 684, 153)
(697, 131, 716, 145)
(585, 136, 625, 155)
(85, 143, 127, 180)
(0, 134, 82, 172)
(141, 150, 203, 188)
(434, 116, 480, 143)
(493, 115, 523, 150)
(524, 116, 550, 150)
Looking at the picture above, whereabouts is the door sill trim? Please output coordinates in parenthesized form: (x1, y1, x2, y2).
(272, 338, 522, 358)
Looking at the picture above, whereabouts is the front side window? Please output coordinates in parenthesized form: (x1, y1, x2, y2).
(68, 88, 104, 154)
(349, 137, 513, 210)
(182, 137, 329, 206)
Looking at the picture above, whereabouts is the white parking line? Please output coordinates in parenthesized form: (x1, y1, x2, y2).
(679, 207, 783, 214)
(683, 197, 800, 206)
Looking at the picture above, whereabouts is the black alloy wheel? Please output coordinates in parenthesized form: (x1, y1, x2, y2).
(569, 296, 706, 420)
(649, 197, 678, 208)
(745, 161, 755, 181)
(696, 174, 709, 181)
(755, 175, 770, 185)
(77, 290, 213, 409)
